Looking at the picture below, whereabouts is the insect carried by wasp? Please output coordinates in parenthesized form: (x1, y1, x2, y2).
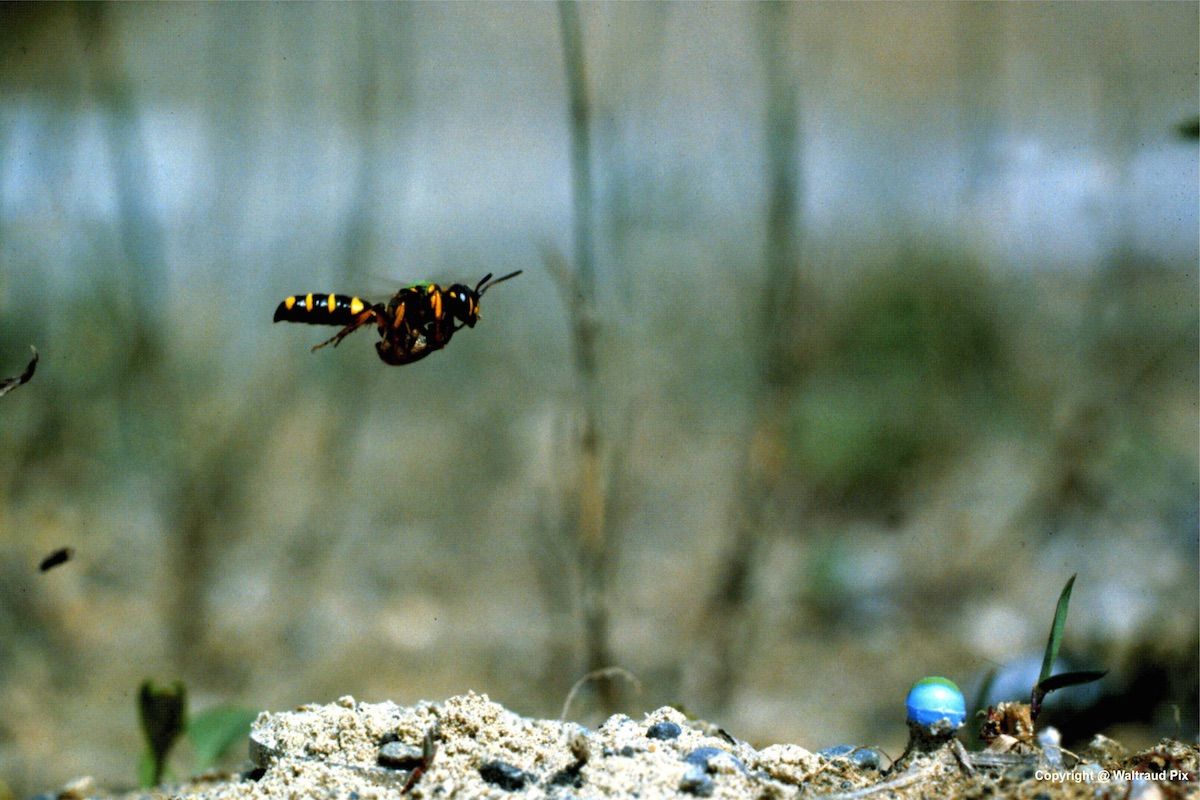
(273, 271, 523, 366)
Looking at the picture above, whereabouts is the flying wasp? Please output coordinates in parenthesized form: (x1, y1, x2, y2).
(273, 271, 523, 366)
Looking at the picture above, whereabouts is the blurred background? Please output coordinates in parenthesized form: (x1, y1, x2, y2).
(0, 1, 1196, 793)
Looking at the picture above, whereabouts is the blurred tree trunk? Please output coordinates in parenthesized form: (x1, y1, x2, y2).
(555, 0, 619, 715)
(74, 6, 212, 678)
(699, 0, 806, 714)
(597, 4, 670, 307)
(205, 4, 262, 279)
(167, 415, 264, 685)
(75, 4, 166, 319)
(282, 2, 413, 638)
(337, 1, 385, 287)
(955, 2, 1006, 231)
(1097, 7, 1139, 273)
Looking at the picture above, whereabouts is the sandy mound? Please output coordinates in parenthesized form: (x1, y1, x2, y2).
(47, 693, 1197, 799)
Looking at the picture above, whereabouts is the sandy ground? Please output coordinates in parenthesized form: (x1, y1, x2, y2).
(42, 694, 1198, 800)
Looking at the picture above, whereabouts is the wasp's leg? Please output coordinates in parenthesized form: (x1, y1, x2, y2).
(375, 338, 437, 366)
(375, 324, 438, 366)
(311, 310, 379, 352)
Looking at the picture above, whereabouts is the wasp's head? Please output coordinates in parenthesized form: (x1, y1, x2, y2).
(447, 271, 524, 328)
(443, 283, 480, 327)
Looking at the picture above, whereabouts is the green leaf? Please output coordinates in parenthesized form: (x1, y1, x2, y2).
(188, 706, 260, 771)
(1036, 670, 1107, 695)
(1038, 575, 1076, 687)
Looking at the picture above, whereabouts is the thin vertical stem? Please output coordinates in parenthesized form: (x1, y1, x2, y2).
(557, 0, 597, 304)
(556, 0, 616, 714)
(702, 0, 803, 713)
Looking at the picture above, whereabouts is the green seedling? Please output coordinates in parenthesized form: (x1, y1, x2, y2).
(1031, 574, 1106, 721)
(979, 575, 1106, 747)
(137, 679, 258, 787)
(138, 680, 187, 787)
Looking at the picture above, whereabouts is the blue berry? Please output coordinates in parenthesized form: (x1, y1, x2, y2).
(905, 676, 966, 729)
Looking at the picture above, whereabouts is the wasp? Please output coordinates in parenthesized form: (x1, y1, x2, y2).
(273, 271, 522, 365)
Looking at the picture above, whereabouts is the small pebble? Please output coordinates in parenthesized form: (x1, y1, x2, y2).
(378, 740, 424, 770)
(1126, 778, 1163, 800)
(818, 744, 883, 771)
(58, 776, 96, 800)
(1037, 726, 1063, 769)
(646, 721, 682, 740)
(684, 747, 748, 775)
(1087, 734, 1127, 762)
(479, 760, 529, 791)
(619, 745, 637, 758)
(679, 766, 715, 797)
(548, 764, 584, 789)
(818, 744, 855, 758)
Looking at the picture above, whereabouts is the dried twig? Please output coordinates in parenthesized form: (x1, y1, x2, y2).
(813, 764, 933, 800)
(560, 667, 642, 721)
(553, 0, 619, 715)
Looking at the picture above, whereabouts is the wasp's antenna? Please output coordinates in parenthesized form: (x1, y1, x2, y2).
(478, 270, 523, 295)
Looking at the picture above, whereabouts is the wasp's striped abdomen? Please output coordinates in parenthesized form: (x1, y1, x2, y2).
(273, 293, 372, 326)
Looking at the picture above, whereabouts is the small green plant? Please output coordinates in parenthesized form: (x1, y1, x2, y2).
(138, 680, 187, 787)
(979, 575, 1107, 747)
(137, 679, 259, 787)
(1030, 574, 1107, 721)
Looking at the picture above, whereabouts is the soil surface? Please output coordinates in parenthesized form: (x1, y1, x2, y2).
(45, 694, 1198, 799)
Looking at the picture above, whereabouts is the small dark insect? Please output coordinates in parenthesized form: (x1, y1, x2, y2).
(38, 546, 74, 573)
(273, 271, 523, 366)
(0, 346, 37, 397)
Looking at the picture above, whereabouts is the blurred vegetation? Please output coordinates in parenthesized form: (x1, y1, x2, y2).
(787, 256, 1016, 520)
(135, 679, 255, 787)
(0, 1, 1195, 795)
